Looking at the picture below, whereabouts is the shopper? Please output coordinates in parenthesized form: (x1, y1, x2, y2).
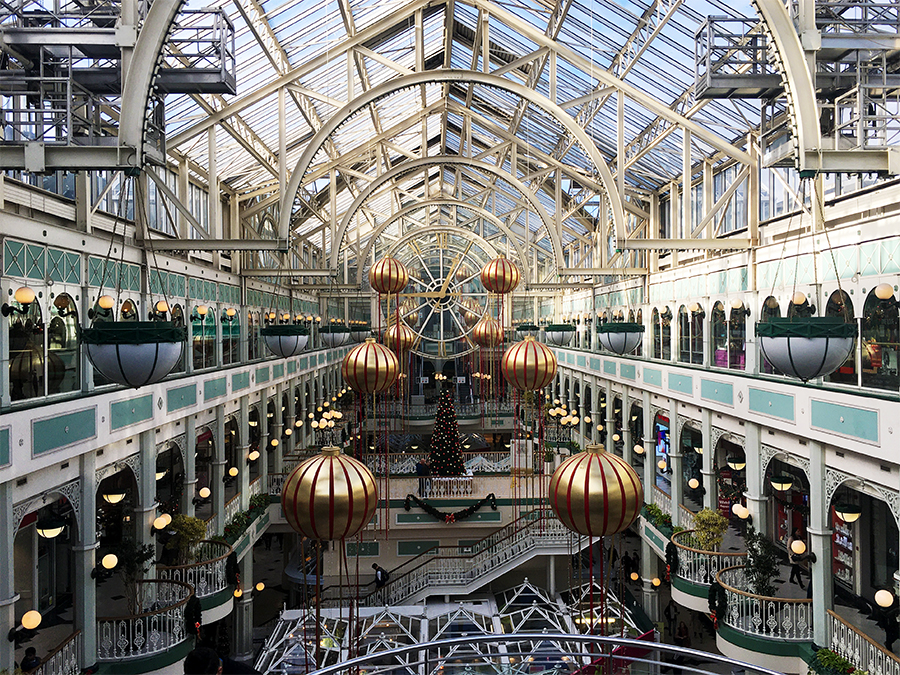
(787, 528, 806, 589)
(373, 562, 390, 588)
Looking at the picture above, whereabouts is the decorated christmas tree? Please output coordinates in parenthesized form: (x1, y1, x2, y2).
(429, 388, 465, 476)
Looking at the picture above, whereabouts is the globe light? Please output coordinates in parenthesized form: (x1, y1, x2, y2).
(153, 516, 169, 531)
(630, 572, 639, 582)
(234, 588, 243, 598)
(612, 433, 620, 442)
(730, 298, 745, 310)
(790, 539, 807, 556)
(155, 300, 169, 313)
(633, 444, 644, 455)
(584, 417, 592, 424)
(21, 610, 42, 631)
(688, 478, 700, 489)
(196, 304, 208, 316)
(295, 420, 303, 427)
(875, 283, 895, 301)
(651, 578, 661, 587)
(271, 439, 279, 447)
(731, 503, 742, 516)
(229, 467, 239, 477)
(226, 307, 237, 317)
(199, 487, 211, 499)
(248, 450, 260, 462)
(657, 460, 667, 471)
(736, 505, 750, 520)
(284, 428, 293, 436)
(101, 553, 118, 570)
(256, 582, 265, 592)
(97, 294, 115, 310)
(876, 589, 895, 608)
(791, 291, 807, 306)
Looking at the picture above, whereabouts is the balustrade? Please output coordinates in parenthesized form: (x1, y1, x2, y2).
(249, 476, 262, 498)
(716, 566, 813, 641)
(652, 485, 672, 516)
(670, 530, 746, 587)
(829, 609, 900, 675)
(97, 580, 193, 661)
(224, 494, 241, 524)
(156, 540, 232, 599)
(268, 472, 287, 495)
(428, 476, 474, 498)
(26, 630, 80, 675)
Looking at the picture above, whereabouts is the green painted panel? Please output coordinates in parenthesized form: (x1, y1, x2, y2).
(668, 373, 693, 395)
(204, 377, 226, 401)
(566, 353, 574, 364)
(3, 240, 25, 277)
(643, 368, 662, 387)
(620, 364, 636, 380)
(273, 363, 284, 379)
(589, 358, 601, 371)
(0, 428, 9, 466)
(25, 244, 45, 280)
(700, 379, 733, 406)
(643, 523, 664, 551)
(167, 384, 197, 413)
(346, 542, 379, 557)
(232, 372, 250, 392)
(748, 388, 794, 421)
(287, 360, 297, 374)
(810, 399, 878, 443)
(299, 357, 308, 370)
(603, 360, 616, 375)
(717, 622, 808, 658)
(397, 540, 439, 556)
(110, 394, 153, 430)
(199, 587, 232, 612)
(576, 354, 586, 368)
(672, 575, 709, 599)
(32, 407, 96, 455)
(256, 366, 270, 383)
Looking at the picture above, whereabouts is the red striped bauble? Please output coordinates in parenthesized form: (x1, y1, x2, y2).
(548, 445, 643, 537)
(480, 257, 520, 294)
(383, 321, 416, 352)
(281, 446, 377, 540)
(342, 338, 399, 393)
(501, 336, 557, 391)
(472, 317, 502, 347)
(368, 257, 409, 294)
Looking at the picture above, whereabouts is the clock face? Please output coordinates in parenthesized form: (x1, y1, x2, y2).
(384, 228, 497, 359)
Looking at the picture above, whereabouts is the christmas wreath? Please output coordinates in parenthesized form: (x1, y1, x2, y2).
(715, 466, 746, 502)
(404, 493, 497, 524)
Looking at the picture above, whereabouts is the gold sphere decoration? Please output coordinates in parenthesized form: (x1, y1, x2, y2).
(501, 336, 557, 391)
(368, 257, 409, 294)
(471, 317, 503, 347)
(383, 322, 416, 352)
(480, 256, 520, 294)
(342, 338, 400, 393)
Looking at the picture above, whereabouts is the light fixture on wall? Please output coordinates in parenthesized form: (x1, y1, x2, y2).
(2, 286, 37, 317)
(876, 589, 895, 608)
(8, 609, 42, 642)
(834, 503, 862, 523)
(769, 475, 793, 492)
(247, 450, 260, 464)
(36, 514, 66, 539)
(91, 553, 119, 580)
(790, 538, 816, 563)
(875, 283, 896, 301)
(688, 478, 700, 490)
(726, 456, 746, 471)
(730, 298, 751, 317)
(156, 470, 168, 481)
(651, 578, 661, 587)
(193, 486, 211, 506)
(633, 444, 644, 455)
(152, 513, 172, 533)
(101, 490, 126, 505)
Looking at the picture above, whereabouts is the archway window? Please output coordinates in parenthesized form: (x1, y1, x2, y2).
(862, 288, 899, 391)
(678, 305, 703, 364)
(765, 458, 809, 549)
(119, 299, 138, 321)
(222, 310, 240, 366)
(760, 297, 782, 375)
(192, 307, 216, 371)
(156, 444, 184, 517)
(224, 418, 240, 502)
(635, 309, 643, 356)
(651, 308, 661, 359)
(48, 293, 79, 395)
(825, 290, 855, 385)
(248, 311, 260, 361)
(728, 305, 747, 370)
(194, 428, 214, 521)
(170, 304, 186, 373)
(712, 302, 727, 366)
(9, 298, 45, 401)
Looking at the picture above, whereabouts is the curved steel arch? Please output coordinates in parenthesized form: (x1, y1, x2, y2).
(356, 199, 532, 286)
(328, 156, 564, 271)
(280, 69, 626, 248)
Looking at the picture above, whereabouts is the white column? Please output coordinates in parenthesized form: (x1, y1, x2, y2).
(74, 451, 98, 669)
(232, 555, 254, 660)
(0, 482, 17, 674)
(808, 440, 832, 646)
(212, 406, 227, 535)
(744, 423, 766, 536)
(701, 409, 715, 510)
(183, 415, 197, 517)
(668, 399, 683, 528)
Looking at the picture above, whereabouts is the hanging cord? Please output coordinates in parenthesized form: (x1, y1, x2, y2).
(134, 177, 173, 318)
(815, 181, 851, 323)
(96, 175, 133, 308)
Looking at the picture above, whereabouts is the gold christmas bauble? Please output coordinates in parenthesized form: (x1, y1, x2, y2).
(480, 257, 520, 294)
(501, 336, 557, 391)
(472, 317, 502, 347)
(281, 447, 377, 540)
(342, 338, 400, 393)
(383, 322, 416, 352)
(548, 445, 643, 537)
(369, 257, 409, 294)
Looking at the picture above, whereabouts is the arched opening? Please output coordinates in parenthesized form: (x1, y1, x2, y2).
(194, 427, 215, 522)
(714, 437, 745, 516)
(223, 417, 240, 504)
(192, 305, 216, 370)
(680, 424, 703, 513)
(119, 299, 138, 321)
(170, 303, 186, 373)
(156, 442, 185, 517)
(826, 290, 856, 385)
(47, 293, 79, 395)
(728, 302, 747, 370)
(760, 296, 784, 375)
(222, 308, 240, 366)
(248, 310, 260, 361)
(653, 412, 671, 494)
(610, 396, 623, 456)
(862, 287, 899, 391)
(629, 403, 643, 470)
(8, 295, 45, 401)
(678, 304, 703, 364)
(763, 457, 809, 551)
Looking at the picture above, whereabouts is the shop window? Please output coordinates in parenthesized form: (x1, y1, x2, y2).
(222, 310, 240, 366)
(192, 307, 216, 370)
(9, 298, 45, 401)
(826, 290, 855, 385)
(862, 288, 899, 392)
(47, 293, 79, 395)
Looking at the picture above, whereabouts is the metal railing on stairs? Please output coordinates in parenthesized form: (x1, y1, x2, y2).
(829, 609, 900, 675)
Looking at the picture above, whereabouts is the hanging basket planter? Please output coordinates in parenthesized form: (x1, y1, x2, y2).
(319, 325, 351, 348)
(515, 323, 540, 338)
(82, 321, 186, 388)
(598, 322, 645, 355)
(756, 317, 857, 382)
(261, 325, 309, 358)
(543, 323, 575, 346)
(350, 326, 372, 343)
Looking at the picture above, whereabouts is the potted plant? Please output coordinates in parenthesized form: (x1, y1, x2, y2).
(744, 525, 779, 596)
(543, 447, 555, 473)
(692, 508, 729, 551)
(164, 514, 207, 565)
(116, 538, 156, 614)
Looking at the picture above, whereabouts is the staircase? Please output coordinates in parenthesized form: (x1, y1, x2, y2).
(362, 508, 586, 606)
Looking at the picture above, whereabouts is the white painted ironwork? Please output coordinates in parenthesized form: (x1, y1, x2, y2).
(224, 494, 241, 524)
(97, 580, 193, 661)
(717, 565, 813, 641)
(156, 540, 232, 599)
(829, 609, 900, 675)
(249, 476, 262, 498)
(427, 476, 474, 498)
(28, 630, 81, 675)
(670, 530, 747, 588)
(652, 485, 672, 516)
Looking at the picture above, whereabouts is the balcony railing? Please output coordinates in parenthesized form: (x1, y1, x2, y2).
(25, 630, 80, 675)
(716, 566, 813, 641)
(224, 493, 241, 524)
(670, 530, 747, 588)
(97, 579, 193, 661)
(155, 540, 233, 599)
(829, 609, 900, 675)
(249, 475, 263, 498)
(268, 472, 287, 496)
(652, 485, 672, 516)
(427, 476, 474, 498)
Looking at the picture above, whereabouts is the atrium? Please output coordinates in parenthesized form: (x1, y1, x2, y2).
(1, 0, 900, 673)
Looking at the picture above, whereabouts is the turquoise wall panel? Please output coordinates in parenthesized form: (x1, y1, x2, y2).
(287, 360, 297, 374)
(589, 358, 601, 371)
(273, 363, 284, 379)
(700, 379, 733, 406)
(232, 372, 250, 392)
(604, 360, 616, 375)
(3, 240, 25, 277)
(576, 355, 586, 368)
(748, 388, 794, 421)
(668, 373, 693, 395)
(167, 384, 197, 413)
(397, 540, 439, 555)
(111, 394, 153, 430)
(643, 368, 662, 387)
(256, 366, 270, 384)
(0, 428, 9, 466)
(25, 244, 45, 280)
(566, 353, 574, 364)
(33, 408, 96, 455)
(204, 377, 227, 402)
(620, 364, 636, 381)
(810, 400, 878, 443)
(299, 357, 308, 370)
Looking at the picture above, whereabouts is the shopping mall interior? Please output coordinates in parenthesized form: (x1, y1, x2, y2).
(1, 0, 900, 673)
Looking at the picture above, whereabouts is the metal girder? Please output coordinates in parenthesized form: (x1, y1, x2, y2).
(555, 269, 647, 276)
(328, 156, 564, 270)
(620, 238, 751, 250)
(352, 198, 532, 285)
(150, 238, 290, 251)
(0, 144, 138, 171)
(279, 69, 626, 249)
(241, 269, 338, 276)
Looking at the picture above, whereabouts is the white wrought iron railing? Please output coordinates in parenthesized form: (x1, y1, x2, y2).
(204, 515, 217, 539)
(249, 476, 262, 498)
(224, 494, 241, 524)
(670, 530, 747, 588)
(716, 566, 813, 641)
(26, 630, 80, 675)
(268, 472, 287, 496)
(361, 508, 575, 606)
(829, 609, 900, 675)
(427, 476, 474, 498)
(652, 485, 672, 516)
(97, 580, 193, 661)
(155, 540, 232, 599)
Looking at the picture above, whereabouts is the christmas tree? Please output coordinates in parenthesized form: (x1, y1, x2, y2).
(429, 387, 465, 476)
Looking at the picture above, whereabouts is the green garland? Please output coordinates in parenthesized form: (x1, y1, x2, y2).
(715, 466, 746, 502)
(404, 493, 497, 524)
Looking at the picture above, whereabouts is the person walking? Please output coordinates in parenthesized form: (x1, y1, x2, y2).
(415, 457, 431, 497)
(664, 598, 679, 639)
(373, 562, 390, 588)
(787, 528, 806, 589)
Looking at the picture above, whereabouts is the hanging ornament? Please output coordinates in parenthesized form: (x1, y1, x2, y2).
(281, 446, 377, 540)
(401, 298, 421, 328)
(319, 324, 351, 348)
(461, 298, 483, 328)
(383, 322, 416, 352)
(480, 256, 520, 294)
(348, 322, 371, 343)
(261, 325, 309, 357)
(544, 323, 576, 346)
(549, 444, 643, 536)
(368, 257, 409, 294)
(342, 337, 400, 393)
(82, 322, 186, 388)
(756, 317, 857, 382)
(597, 322, 645, 355)
(501, 336, 557, 391)
(455, 263, 472, 284)
(471, 317, 502, 347)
